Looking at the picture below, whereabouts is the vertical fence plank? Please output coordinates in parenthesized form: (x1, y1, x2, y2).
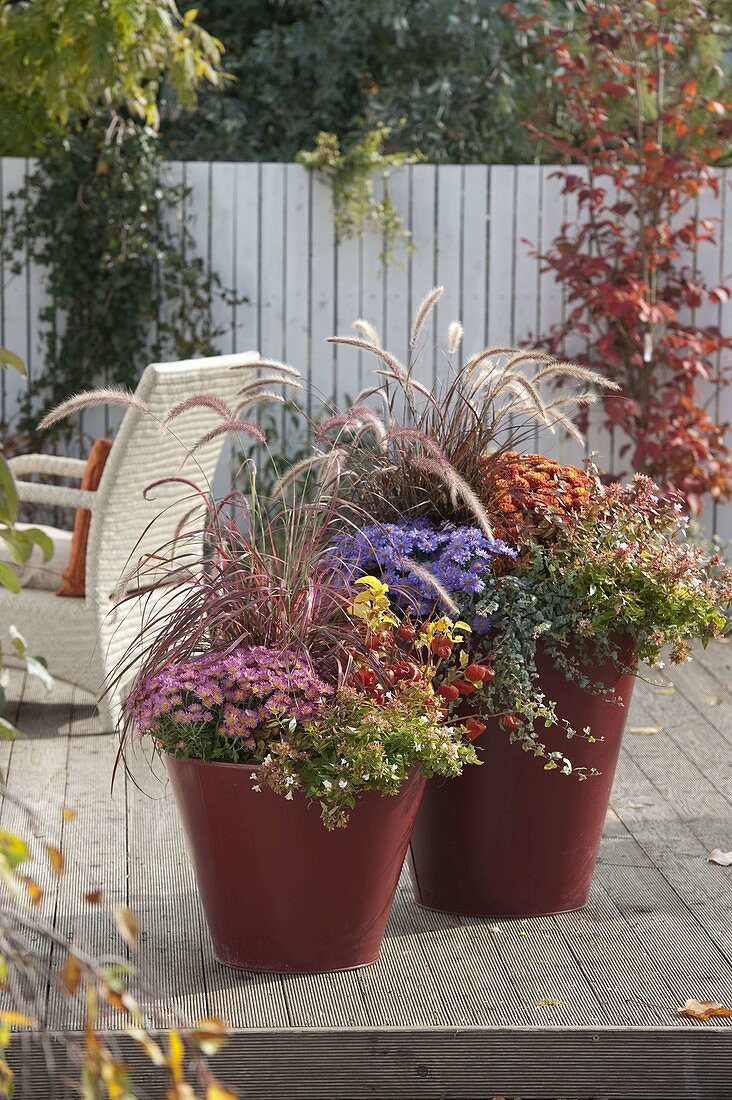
(433, 165, 462, 379)
(461, 165, 489, 361)
(209, 161, 237, 355)
(408, 164, 437, 387)
(708, 169, 726, 543)
(512, 165, 541, 346)
(1, 158, 29, 432)
(310, 176, 336, 408)
(334, 199, 362, 408)
(695, 173, 726, 539)
(358, 175, 386, 402)
(384, 166, 411, 373)
(233, 162, 260, 354)
(534, 166, 565, 455)
(487, 165, 516, 348)
(258, 164, 286, 364)
(556, 166, 589, 469)
(284, 165, 310, 365)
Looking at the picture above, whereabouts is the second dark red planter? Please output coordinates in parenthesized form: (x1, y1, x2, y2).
(166, 755, 425, 972)
(409, 646, 636, 917)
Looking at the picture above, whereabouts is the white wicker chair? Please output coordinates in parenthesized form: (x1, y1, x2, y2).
(0, 353, 257, 730)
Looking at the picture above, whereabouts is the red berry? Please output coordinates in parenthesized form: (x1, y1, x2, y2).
(438, 682, 460, 702)
(502, 714, 521, 731)
(465, 663, 486, 682)
(465, 663, 497, 683)
(353, 668, 377, 689)
(465, 718, 487, 741)
(431, 637, 453, 656)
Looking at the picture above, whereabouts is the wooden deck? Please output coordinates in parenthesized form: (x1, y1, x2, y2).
(3, 643, 732, 1099)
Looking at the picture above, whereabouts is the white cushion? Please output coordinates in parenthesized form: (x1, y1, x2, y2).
(0, 524, 73, 592)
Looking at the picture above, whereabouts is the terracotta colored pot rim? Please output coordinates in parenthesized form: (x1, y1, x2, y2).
(164, 754, 258, 774)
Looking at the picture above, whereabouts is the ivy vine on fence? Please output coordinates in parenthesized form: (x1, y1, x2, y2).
(1, 116, 239, 445)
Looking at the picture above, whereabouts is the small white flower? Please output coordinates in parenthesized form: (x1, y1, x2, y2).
(285, 790, 294, 801)
(285, 775, 295, 786)
(338, 779, 348, 789)
(323, 779, 332, 791)
(419, 716, 429, 725)
(362, 773, 370, 781)
(263, 753, 273, 765)
(251, 784, 262, 793)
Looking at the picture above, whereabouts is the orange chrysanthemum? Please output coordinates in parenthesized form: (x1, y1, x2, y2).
(479, 451, 594, 545)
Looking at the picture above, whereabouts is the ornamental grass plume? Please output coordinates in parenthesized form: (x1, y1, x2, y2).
(307, 287, 618, 533)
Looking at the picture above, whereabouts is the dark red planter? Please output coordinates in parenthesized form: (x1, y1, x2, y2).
(165, 755, 425, 972)
(408, 647, 636, 917)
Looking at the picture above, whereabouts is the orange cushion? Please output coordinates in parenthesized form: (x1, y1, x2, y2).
(56, 438, 114, 597)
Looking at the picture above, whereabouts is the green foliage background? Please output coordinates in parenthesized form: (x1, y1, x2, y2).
(162, 0, 566, 164)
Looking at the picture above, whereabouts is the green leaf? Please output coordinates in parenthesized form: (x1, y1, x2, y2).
(0, 529, 32, 565)
(0, 831, 30, 869)
(0, 718, 19, 741)
(0, 348, 26, 376)
(18, 526, 54, 562)
(0, 563, 21, 595)
(25, 655, 54, 693)
(0, 456, 18, 526)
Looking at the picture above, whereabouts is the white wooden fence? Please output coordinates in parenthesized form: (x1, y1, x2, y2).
(1, 158, 730, 536)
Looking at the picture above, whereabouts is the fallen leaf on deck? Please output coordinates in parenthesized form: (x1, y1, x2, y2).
(653, 685, 676, 695)
(707, 849, 732, 866)
(84, 889, 103, 905)
(677, 998, 732, 1021)
(704, 696, 725, 706)
(45, 845, 64, 877)
(61, 806, 75, 822)
(536, 997, 563, 1007)
(628, 801, 650, 809)
(113, 904, 140, 949)
(630, 726, 662, 736)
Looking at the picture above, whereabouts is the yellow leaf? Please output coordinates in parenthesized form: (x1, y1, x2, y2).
(678, 998, 732, 1021)
(207, 1084, 238, 1100)
(61, 953, 82, 995)
(630, 726, 661, 736)
(61, 806, 76, 822)
(167, 1029, 185, 1085)
(0, 1011, 36, 1028)
(113, 904, 139, 949)
(45, 845, 64, 877)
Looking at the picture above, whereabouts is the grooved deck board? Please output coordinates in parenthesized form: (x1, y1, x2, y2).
(3, 643, 732, 1099)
